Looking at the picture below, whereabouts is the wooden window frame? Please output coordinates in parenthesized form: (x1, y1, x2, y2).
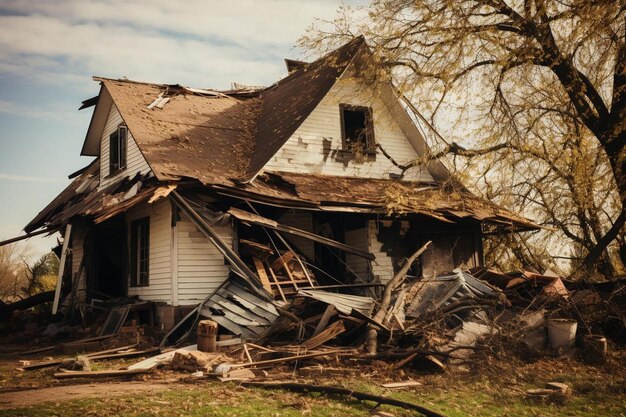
(339, 104, 376, 155)
(129, 217, 150, 287)
(109, 124, 127, 176)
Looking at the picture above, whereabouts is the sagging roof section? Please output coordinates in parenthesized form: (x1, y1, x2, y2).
(209, 171, 538, 230)
(27, 37, 539, 233)
(24, 161, 173, 233)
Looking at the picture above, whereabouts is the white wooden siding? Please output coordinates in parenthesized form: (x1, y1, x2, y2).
(176, 213, 232, 305)
(263, 76, 433, 182)
(345, 226, 370, 281)
(126, 200, 172, 303)
(99, 104, 151, 188)
(368, 220, 394, 284)
(277, 211, 315, 260)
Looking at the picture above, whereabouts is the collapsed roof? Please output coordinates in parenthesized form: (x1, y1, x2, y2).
(25, 36, 539, 233)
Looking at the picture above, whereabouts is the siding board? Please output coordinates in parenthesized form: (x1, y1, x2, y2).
(263, 76, 433, 182)
(100, 104, 151, 188)
(126, 200, 172, 303)
(176, 213, 232, 305)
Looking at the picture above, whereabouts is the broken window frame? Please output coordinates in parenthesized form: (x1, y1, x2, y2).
(109, 124, 127, 176)
(339, 104, 375, 155)
(129, 216, 149, 287)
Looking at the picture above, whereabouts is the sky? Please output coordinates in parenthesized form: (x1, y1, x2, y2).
(0, 0, 366, 259)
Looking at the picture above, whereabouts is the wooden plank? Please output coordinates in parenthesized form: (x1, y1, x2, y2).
(302, 321, 346, 349)
(270, 251, 295, 272)
(231, 349, 351, 368)
(267, 261, 287, 302)
(381, 381, 422, 389)
(312, 305, 336, 337)
(228, 208, 375, 260)
(253, 258, 273, 293)
(53, 368, 153, 379)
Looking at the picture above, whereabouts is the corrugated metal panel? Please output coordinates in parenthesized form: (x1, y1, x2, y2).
(199, 281, 279, 341)
(296, 289, 374, 317)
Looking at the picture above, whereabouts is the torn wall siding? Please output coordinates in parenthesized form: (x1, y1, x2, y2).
(99, 103, 151, 189)
(176, 212, 232, 306)
(262, 74, 434, 182)
(369, 220, 395, 284)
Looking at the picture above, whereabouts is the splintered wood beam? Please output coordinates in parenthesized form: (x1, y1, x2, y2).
(0, 228, 56, 247)
(230, 349, 350, 368)
(52, 224, 72, 315)
(53, 368, 153, 379)
(312, 305, 336, 337)
(228, 207, 375, 260)
(252, 258, 273, 293)
(302, 320, 346, 349)
(169, 191, 271, 301)
(266, 262, 287, 303)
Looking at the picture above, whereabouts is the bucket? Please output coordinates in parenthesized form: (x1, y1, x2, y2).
(197, 319, 218, 352)
(547, 319, 577, 349)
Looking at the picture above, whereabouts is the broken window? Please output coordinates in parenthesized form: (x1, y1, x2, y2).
(109, 125, 127, 175)
(340, 104, 374, 153)
(130, 217, 149, 287)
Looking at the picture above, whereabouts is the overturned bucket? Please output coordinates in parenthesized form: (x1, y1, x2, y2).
(547, 319, 577, 350)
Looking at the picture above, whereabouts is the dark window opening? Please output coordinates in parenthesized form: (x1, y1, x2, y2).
(130, 217, 149, 287)
(340, 104, 374, 153)
(109, 125, 127, 175)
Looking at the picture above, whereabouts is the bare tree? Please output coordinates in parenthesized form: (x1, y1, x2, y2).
(301, 0, 626, 278)
(0, 243, 31, 301)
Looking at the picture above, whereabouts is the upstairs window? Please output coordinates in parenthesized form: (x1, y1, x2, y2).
(130, 217, 149, 287)
(340, 104, 375, 153)
(109, 125, 127, 175)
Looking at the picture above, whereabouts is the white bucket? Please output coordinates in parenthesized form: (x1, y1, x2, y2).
(547, 319, 577, 349)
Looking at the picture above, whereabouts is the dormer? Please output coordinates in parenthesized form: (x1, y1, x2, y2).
(80, 84, 152, 189)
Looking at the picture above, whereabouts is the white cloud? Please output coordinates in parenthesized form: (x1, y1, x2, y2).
(0, 0, 363, 89)
(0, 99, 85, 125)
(0, 173, 67, 183)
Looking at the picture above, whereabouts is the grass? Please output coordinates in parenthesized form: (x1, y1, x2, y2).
(1, 375, 625, 417)
(1, 350, 625, 416)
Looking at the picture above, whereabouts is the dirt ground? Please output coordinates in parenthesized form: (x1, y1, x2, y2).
(0, 381, 180, 409)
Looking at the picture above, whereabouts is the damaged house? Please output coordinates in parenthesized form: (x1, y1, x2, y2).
(24, 37, 538, 338)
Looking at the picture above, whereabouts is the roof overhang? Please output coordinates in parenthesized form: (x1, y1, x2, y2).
(80, 82, 112, 156)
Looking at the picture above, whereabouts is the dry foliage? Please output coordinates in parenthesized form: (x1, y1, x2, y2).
(300, 0, 626, 279)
